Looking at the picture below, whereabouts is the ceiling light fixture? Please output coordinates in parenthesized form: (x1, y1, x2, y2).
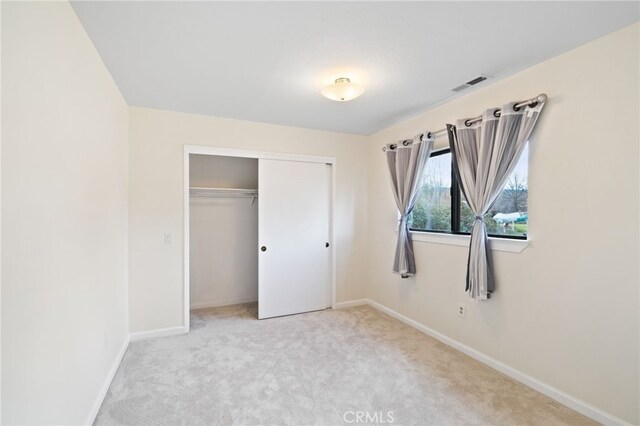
(321, 77, 364, 102)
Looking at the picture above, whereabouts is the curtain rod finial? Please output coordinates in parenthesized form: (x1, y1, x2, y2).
(537, 93, 547, 103)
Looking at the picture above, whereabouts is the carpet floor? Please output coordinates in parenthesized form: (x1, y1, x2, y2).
(95, 304, 594, 425)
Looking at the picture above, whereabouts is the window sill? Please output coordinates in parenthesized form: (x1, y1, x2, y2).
(410, 231, 529, 253)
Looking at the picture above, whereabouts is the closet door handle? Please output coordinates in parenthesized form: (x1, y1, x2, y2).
(261, 246, 267, 252)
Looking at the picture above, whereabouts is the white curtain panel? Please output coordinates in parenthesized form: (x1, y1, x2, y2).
(447, 100, 545, 300)
(385, 134, 434, 278)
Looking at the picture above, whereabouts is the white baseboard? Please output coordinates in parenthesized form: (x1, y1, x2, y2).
(85, 334, 130, 425)
(333, 299, 369, 309)
(365, 299, 630, 426)
(129, 326, 187, 341)
(190, 297, 257, 310)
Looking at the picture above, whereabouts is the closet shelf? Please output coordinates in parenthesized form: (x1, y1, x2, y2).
(189, 187, 258, 205)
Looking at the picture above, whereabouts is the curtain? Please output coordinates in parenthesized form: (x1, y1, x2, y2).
(385, 134, 434, 277)
(447, 100, 545, 300)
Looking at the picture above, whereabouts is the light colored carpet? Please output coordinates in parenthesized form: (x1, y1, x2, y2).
(95, 304, 594, 425)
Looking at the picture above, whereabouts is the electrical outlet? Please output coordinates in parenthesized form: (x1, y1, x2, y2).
(457, 303, 466, 319)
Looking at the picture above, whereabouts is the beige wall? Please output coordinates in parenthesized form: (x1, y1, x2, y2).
(0, 1, 4, 420)
(128, 108, 368, 332)
(366, 23, 639, 424)
(1, 2, 129, 424)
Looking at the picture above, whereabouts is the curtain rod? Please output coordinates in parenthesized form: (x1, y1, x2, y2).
(382, 93, 547, 152)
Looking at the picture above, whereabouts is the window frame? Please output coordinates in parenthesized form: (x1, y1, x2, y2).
(409, 147, 528, 241)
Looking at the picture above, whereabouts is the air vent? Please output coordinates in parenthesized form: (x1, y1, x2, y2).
(451, 75, 489, 92)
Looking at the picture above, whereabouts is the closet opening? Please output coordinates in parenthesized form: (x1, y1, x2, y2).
(188, 154, 259, 312)
(183, 146, 336, 331)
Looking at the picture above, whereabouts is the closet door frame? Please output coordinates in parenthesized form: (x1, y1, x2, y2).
(183, 145, 336, 332)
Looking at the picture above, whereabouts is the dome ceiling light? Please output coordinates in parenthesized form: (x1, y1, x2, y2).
(321, 77, 364, 102)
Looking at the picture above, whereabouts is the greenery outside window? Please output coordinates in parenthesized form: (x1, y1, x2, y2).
(409, 145, 529, 239)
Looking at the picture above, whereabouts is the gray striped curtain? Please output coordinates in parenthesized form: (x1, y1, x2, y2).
(447, 100, 545, 300)
(385, 134, 434, 278)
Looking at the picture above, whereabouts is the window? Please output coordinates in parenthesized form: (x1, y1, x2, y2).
(409, 145, 528, 239)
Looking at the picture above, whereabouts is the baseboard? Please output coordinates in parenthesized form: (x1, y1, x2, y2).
(190, 297, 257, 310)
(364, 299, 630, 426)
(333, 298, 369, 309)
(85, 334, 130, 425)
(129, 326, 187, 341)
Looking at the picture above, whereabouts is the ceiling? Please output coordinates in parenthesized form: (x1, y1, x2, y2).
(71, 1, 639, 135)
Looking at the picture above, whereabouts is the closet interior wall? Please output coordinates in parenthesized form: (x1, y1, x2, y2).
(189, 154, 259, 310)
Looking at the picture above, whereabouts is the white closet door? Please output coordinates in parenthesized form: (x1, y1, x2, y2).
(258, 159, 330, 319)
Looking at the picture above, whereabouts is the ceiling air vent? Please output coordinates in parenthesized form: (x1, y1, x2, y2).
(452, 75, 488, 92)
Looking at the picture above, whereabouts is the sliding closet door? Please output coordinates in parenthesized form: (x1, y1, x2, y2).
(258, 159, 330, 319)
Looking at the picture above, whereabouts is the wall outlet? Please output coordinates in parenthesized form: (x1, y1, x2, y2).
(457, 303, 466, 319)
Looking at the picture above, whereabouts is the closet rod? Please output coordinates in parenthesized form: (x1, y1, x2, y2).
(190, 187, 258, 205)
(189, 187, 258, 197)
(382, 93, 547, 152)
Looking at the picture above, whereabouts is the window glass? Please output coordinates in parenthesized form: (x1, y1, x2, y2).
(409, 151, 452, 232)
(409, 144, 528, 240)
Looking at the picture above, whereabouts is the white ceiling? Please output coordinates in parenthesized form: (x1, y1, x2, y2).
(71, 1, 639, 135)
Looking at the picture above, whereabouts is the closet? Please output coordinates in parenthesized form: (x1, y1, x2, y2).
(189, 155, 259, 311)
(187, 150, 333, 320)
